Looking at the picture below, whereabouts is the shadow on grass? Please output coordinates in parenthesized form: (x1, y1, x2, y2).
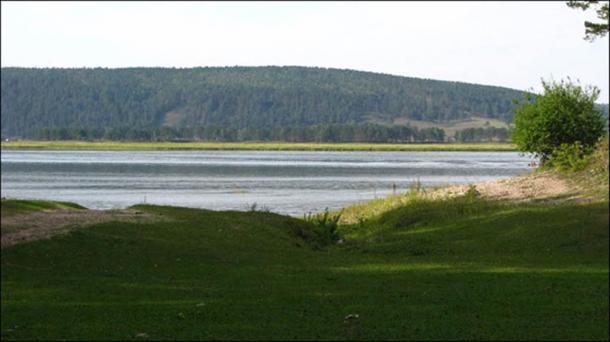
(1, 200, 608, 340)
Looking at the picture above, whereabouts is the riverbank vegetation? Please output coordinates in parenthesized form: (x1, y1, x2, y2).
(0, 140, 516, 151)
(27, 123, 515, 144)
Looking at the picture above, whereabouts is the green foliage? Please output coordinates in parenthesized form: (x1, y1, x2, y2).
(454, 126, 511, 142)
(558, 136, 610, 199)
(546, 142, 592, 172)
(304, 208, 343, 245)
(587, 136, 609, 180)
(512, 79, 606, 162)
(1, 66, 528, 140)
(30, 123, 449, 143)
(567, 0, 609, 41)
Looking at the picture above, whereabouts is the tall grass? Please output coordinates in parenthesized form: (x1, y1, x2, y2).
(338, 178, 430, 224)
(375, 192, 497, 230)
(561, 136, 610, 199)
(304, 208, 343, 245)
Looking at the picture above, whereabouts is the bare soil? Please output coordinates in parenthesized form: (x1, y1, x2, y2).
(426, 171, 582, 202)
(1, 209, 164, 247)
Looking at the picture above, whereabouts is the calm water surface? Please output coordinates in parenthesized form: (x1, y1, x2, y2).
(1, 150, 532, 215)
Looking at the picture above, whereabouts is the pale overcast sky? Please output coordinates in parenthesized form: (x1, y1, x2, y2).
(1, 1, 608, 102)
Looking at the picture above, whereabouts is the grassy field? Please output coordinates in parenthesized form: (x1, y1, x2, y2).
(0, 140, 516, 151)
(1, 194, 607, 340)
(389, 116, 511, 137)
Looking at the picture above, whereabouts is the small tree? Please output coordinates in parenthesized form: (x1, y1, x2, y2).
(512, 79, 606, 163)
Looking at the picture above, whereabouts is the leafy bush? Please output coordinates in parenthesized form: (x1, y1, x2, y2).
(546, 142, 592, 172)
(512, 79, 606, 163)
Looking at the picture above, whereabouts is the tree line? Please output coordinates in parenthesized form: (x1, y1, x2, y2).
(32, 123, 512, 143)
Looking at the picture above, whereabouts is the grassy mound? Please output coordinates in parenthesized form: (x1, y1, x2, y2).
(341, 195, 608, 261)
(1, 197, 608, 340)
(0, 199, 86, 218)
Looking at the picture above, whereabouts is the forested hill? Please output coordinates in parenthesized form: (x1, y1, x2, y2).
(1, 66, 526, 136)
(1, 66, 607, 142)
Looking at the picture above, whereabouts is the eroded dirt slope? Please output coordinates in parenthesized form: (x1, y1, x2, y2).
(1, 208, 164, 247)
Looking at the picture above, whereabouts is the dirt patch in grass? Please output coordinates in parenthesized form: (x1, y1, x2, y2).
(1, 208, 164, 247)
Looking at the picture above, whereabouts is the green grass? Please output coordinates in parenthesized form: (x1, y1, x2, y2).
(1, 195, 607, 340)
(0, 199, 85, 218)
(336, 191, 424, 225)
(0, 140, 516, 151)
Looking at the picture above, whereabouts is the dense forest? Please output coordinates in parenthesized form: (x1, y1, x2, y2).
(1, 66, 607, 142)
(32, 124, 449, 143)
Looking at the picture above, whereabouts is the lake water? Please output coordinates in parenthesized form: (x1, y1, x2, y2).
(1, 150, 532, 215)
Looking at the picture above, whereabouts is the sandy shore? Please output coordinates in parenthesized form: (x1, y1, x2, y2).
(426, 171, 580, 202)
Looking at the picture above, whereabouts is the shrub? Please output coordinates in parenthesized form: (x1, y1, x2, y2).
(512, 79, 606, 163)
(546, 142, 592, 172)
(304, 208, 343, 244)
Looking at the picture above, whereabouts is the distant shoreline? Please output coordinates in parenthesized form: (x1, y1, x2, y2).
(0, 140, 517, 152)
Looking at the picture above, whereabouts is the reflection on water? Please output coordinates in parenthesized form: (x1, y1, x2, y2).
(1, 150, 532, 215)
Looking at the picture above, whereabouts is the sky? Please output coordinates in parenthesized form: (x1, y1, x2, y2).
(1, 1, 609, 102)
